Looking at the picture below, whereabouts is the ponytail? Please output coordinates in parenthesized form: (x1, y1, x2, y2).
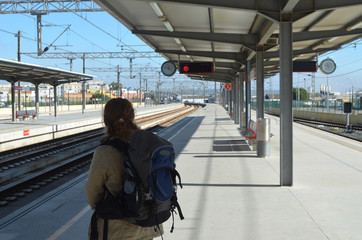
(103, 98, 139, 141)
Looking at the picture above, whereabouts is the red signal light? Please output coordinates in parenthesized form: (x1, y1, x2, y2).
(179, 62, 214, 74)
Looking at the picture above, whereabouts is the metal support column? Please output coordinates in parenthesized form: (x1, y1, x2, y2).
(11, 81, 16, 121)
(226, 88, 229, 110)
(240, 74, 245, 132)
(82, 82, 86, 114)
(228, 85, 232, 115)
(232, 79, 236, 121)
(279, 17, 293, 186)
(223, 87, 227, 108)
(53, 85, 58, 117)
(35, 83, 40, 117)
(82, 56, 86, 114)
(245, 62, 251, 130)
(235, 77, 240, 124)
(256, 48, 265, 119)
(17, 31, 21, 111)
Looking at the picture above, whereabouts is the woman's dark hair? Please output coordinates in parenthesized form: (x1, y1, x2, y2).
(103, 98, 139, 141)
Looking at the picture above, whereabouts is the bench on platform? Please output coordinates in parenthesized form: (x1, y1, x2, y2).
(16, 110, 36, 120)
(245, 120, 257, 139)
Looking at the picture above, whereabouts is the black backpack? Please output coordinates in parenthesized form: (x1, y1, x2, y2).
(90, 130, 184, 240)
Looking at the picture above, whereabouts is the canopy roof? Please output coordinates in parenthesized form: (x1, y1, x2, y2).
(94, 0, 362, 82)
(0, 58, 94, 85)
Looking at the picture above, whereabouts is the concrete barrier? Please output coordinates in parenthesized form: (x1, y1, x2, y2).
(0, 119, 103, 152)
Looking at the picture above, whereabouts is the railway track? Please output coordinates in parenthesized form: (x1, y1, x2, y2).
(293, 117, 362, 131)
(266, 113, 362, 142)
(0, 105, 200, 210)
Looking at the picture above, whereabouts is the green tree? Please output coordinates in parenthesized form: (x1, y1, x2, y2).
(293, 88, 309, 101)
(109, 81, 123, 91)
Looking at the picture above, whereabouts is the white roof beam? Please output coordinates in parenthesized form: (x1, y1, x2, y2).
(155, 49, 247, 63)
(132, 30, 258, 51)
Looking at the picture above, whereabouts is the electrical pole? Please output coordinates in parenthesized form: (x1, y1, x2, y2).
(17, 31, 21, 62)
(352, 85, 354, 108)
(117, 65, 120, 97)
(82, 55, 86, 114)
(129, 58, 134, 78)
(36, 14, 43, 56)
(145, 78, 148, 106)
(139, 72, 142, 106)
(17, 31, 21, 111)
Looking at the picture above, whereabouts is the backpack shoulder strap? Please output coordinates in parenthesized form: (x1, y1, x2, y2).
(101, 138, 129, 154)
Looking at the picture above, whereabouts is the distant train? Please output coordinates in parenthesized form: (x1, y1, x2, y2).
(184, 101, 206, 108)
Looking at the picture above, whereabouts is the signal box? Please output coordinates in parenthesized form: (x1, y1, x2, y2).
(293, 61, 317, 72)
(179, 62, 214, 74)
(344, 102, 352, 113)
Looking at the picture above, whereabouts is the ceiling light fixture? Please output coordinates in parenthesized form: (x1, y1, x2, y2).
(346, 20, 362, 31)
(174, 38, 182, 44)
(149, 2, 164, 17)
(327, 36, 339, 42)
(180, 45, 186, 52)
(163, 20, 174, 32)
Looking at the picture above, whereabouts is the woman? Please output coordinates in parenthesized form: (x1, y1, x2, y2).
(85, 98, 163, 240)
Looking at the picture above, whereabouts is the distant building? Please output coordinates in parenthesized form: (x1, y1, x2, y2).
(0, 82, 147, 104)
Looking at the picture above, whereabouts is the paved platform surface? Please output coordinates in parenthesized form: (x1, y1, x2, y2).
(0, 103, 362, 240)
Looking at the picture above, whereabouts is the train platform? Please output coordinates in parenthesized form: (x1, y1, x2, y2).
(1, 103, 362, 240)
(0, 104, 183, 152)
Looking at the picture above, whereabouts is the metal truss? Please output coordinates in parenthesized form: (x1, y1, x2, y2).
(0, 0, 103, 14)
(21, 51, 163, 59)
(87, 67, 160, 72)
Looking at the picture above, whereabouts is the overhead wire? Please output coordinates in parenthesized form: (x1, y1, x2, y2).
(0, 26, 116, 69)
(46, 1, 162, 65)
(20, 12, 111, 54)
(19, 13, 119, 68)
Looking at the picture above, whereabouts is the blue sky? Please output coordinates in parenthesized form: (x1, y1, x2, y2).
(0, 11, 198, 93)
(0, 9, 361, 95)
